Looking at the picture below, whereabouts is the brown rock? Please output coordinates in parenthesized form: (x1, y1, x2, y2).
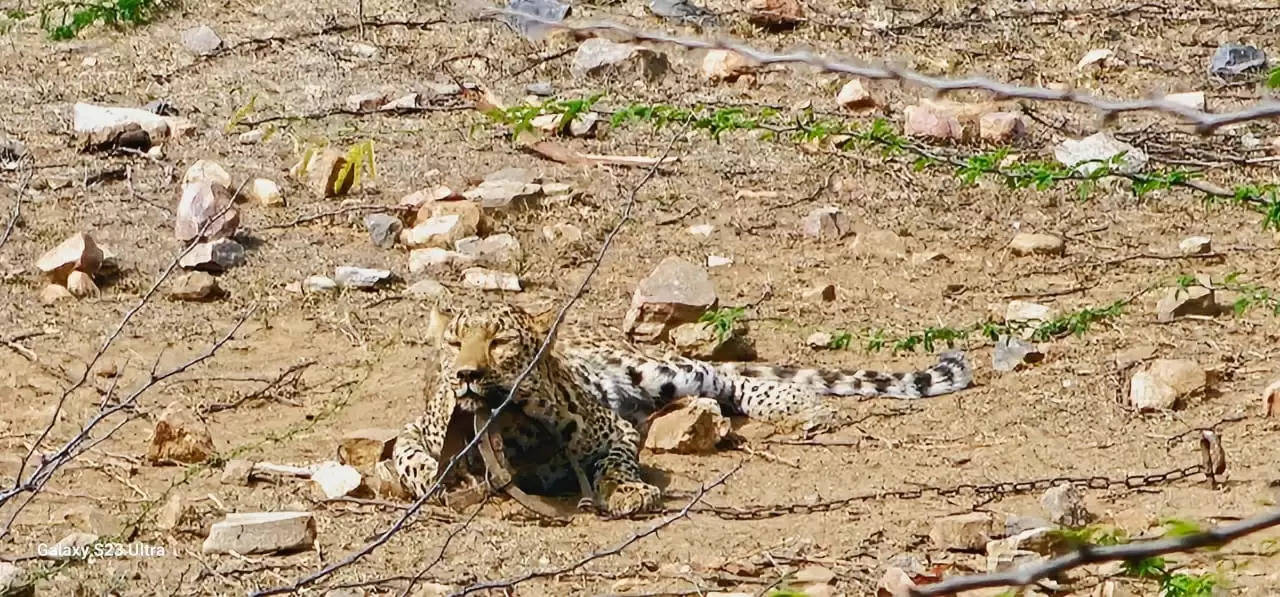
(1155, 274, 1216, 322)
(418, 199, 485, 236)
(345, 92, 388, 113)
(339, 428, 398, 471)
(836, 79, 876, 110)
(175, 181, 239, 242)
(297, 148, 352, 199)
(800, 206, 850, 239)
(643, 398, 729, 454)
(36, 232, 103, 284)
(1263, 379, 1280, 417)
(929, 512, 994, 551)
(979, 112, 1026, 142)
(669, 321, 756, 361)
(904, 103, 963, 140)
(701, 50, 755, 81)
(147, 402, 215, 464)
(182, 160, 232, 189)
(170, 271, 222, 301)
(65, 271, 99, 298)
(220, 459, 255, 485)
(746, 0, 803, 25)
(1010, 233, 1065, 256)
(623, 257, 719, 342)
(40, 284, 74, 305)
(156, 493, 191, 531)
(877, 566, 915, 597)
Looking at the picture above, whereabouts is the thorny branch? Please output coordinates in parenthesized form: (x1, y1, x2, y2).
(251, 120, 691, 597)
(912, 507, 1280, 596)
(451, 464, 741, 596)
(486, 8, 1280, 133)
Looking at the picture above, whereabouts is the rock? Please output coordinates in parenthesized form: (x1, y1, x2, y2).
(364, 214, 402, 249)
(541, 181, 575, 198)
(220, 459, 255, 485)
(669, 322, 756, 361)
(345, 92, 387, 113)
(180, 24, 223, 55)
(791, 565, 836, 597)
(979, 112, 1026, 142)
(0, 562, 33, 597)
(1263, 379, 1280, 417)
(852, 229, 910, 260)
(402, 214, 475, 249)
(543, 223, 584, 246)
(73, 103, 170, 148)
(1010, 233, 1064, 257)
(405, 278, 448, 298)
(409, 248, 476, 274)
(147, 402, 215, 464)
(339, 428, 399, 471)
(648, 0, 716, 25)
(876, 566, 915, 597)
(993, 335, 1043, 372)
(401, 186, 458, 211)
(461, 267, 522, 291)
(687, 224, 715, 238)
(836, 79, 875, 110)
(803, 283, 836, 302)
(1165, 91, 1206, 111)
(311, 462, 364, 498)
(571, 38, 669, 81)
(176, 181, 239, 242)
(1129, 359, 1205, 411)
(65, 271, 98, 298)
(904, 103, 963, 140)
(179, 239, 246, 272)
(532, 112, 599, 137)
(706, 255, 733, 268)
(526, 82, 555, 96)
(247, 178, 283, 206)
(504, 0, 569, 39)
(622, 257, 719, 342)
(746, 0, 803, 26)
(36, 232, 103, 284)
(800, 206, 850, 239)
(202, 512, 316, 555)
(334, 266, 393, 290)
(643, 397, 729, 454)
(380, 93, 420, 111)
(1005, 300, 1051, 325)
(986, 530, 1050, 573)
(183, 160, 232, 189)
(1041, 483, 1091, 527)
(156, 493, 193, 532)
(454, 234, 523, 266)
(296, 148, 352, 199)
(1155, 274, 1215, 322)
(806, 331, 833, 349)
(1129, 371, 1178, 411)
(418, 199, 484, 235)
(170, 271, 222, 301)
(41, 284, 74, 305)
(463, 180, 541, 210)
(701, 50, 755, 81)
(302, 275, 338, 294)
(1208, 43, 1266, 77)
(1076, 48, 1114, 69)
(1004, 514, 1053, 537)
(1054, 132, 1148, 176)
(1178, 236, 1211, 255)
(237, 129, 264, 144)
(929, 512, 994, 551)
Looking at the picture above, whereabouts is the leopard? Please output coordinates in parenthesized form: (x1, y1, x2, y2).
(393, 301, 972, 516)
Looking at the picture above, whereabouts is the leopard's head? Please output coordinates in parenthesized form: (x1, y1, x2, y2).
(428, 303, 557, 412)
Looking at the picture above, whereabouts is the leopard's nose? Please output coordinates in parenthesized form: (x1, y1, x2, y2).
(456, 368, 486, 382)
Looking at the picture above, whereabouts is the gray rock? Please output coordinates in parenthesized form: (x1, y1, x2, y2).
(405, 278, 448, 298)
(1041, 483, 1092, 527)
(180, 24, 223, 56)
(622, 257, 718, 342)
(303, 275, 338, 293)
(800, 206, 849, 240)
(363, 213, 403, 249)
(1209, 43, 1266, 77)
(1155, 274, 1216, 322)
(334, 266, 393, 290)
(1054, 132, 1148, 175)
(571, 38, 670, 81)
(504, 0, 569, 40)
(179, 239, 245, 272)
(526, 82, 555, 96)
(176, 181, 239, 242)
(1178, 236, 1212, 255)
(929, 512, 994, 552)
(144, 99, 178, 116)
(409, 248, 476, 274)
(993, 335, 1043, 372)
(648, 0, 718, 26)
(0, 562, 33, 597)
(454, 233, 523, 266)
(0, 136, 28, 163)
(202, 512, 316, 555)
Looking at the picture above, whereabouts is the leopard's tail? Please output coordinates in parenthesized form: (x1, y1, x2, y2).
(718, 350, 972, 399)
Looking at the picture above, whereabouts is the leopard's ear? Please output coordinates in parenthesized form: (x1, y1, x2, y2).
(426, 304, 452, 345)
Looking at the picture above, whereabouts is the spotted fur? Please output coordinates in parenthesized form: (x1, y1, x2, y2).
(393, 303, 973, 515)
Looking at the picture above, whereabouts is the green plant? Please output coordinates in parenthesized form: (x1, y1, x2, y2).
(699, 306, 746, 342)
(1214, 272, 1280, 316)
(335, 139, 377, 194)
(827, 330, 853, 350)
(39, 0, 168, 40)
(224, 94, 259, 134)
(1267, 66, 1280, 89)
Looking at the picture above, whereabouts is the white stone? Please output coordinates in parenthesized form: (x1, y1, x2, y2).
(202, 512, 316, 555)
(311, 462, 363, 499)
(461, 267, 521, 291)
(334, 267, 392, 289)
(73, 103, 170, 140)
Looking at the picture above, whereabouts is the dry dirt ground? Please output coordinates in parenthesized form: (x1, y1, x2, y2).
(2, 0, 1280, 594)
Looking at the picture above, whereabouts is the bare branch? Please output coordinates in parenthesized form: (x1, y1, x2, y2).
(485, 8, 1280, 134)
(911, 507, 1280, 596)
(0, 154, 32, 254)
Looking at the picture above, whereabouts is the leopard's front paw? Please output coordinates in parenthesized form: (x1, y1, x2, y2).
(602, 481, 661, 516)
